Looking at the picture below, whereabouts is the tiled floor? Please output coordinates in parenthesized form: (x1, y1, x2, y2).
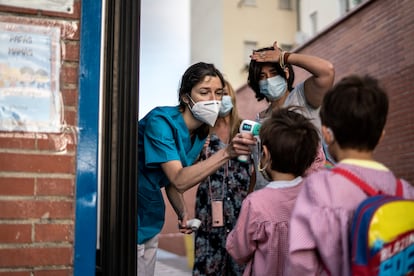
(154, 249, 192, 276)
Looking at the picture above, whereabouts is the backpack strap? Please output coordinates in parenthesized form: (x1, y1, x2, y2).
(395, 178, 403, 197)
(332, 167, 403, 197)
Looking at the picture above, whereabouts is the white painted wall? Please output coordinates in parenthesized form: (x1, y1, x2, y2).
(139, 0, 190, 119)
(190, 0, 223, 68)
(297, 0, 365, 44)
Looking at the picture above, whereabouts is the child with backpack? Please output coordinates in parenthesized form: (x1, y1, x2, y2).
(286, 75, 414, 275)
(226, 106, 319, 276)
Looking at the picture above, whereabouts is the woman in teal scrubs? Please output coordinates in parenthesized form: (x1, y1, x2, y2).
(137, 62, 256, 275)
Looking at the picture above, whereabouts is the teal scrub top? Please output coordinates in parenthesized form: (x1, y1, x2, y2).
(138, 106, 206, 244)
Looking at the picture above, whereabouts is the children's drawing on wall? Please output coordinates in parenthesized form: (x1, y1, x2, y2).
(0, 21, 62, 133)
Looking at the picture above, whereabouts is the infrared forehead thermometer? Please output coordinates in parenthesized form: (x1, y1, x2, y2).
(238, 120, 261, 162)
(239, 120, 261, 136)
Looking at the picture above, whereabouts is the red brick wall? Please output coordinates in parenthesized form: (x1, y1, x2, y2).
(0, 3, 81, 275)
(236, 84, 269, 121)
(293, 0, 414, 183)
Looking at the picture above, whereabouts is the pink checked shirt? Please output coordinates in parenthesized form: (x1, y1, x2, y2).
(287, 159, 414, 276)
(226, 177, 304, 276)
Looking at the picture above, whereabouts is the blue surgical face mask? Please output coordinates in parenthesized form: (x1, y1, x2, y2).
(218, 95, 233, 117)
(322, 127, 337, 164)
(259, 75, 287, 101)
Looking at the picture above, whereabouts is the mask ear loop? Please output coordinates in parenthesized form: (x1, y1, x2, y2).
(257, 161, 268, 172)
(187, 94, 195, 104)
(258, 145, 269, 172)
(258, 157, 272, 182)
(186, 94, 196, 108)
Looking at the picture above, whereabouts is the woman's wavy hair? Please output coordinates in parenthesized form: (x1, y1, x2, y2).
(221, 80, 242, 140)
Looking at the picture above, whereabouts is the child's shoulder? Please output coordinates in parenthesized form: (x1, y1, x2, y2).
(246, 186, 286, 202)
(305, 163, 414, 206)
(399, 178, 414, 199)
(305, 167, 335, 185)
(302, 167, 358, 205)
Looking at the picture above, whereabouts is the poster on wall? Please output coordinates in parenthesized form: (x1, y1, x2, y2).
(0, 22, 62, 133)
(0, 0, 74, 14)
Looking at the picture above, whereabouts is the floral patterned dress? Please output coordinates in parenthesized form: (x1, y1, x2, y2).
(193, 134, 252, 276)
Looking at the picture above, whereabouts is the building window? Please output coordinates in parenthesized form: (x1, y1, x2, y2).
(351, 0, 364, 9)
(339, 0, 350, 15)
(243, 41, 257, 71)
(238, 0, 256, 7)
(280, 43, 293, 51)
(279, 0, 291, 10)
(310, 11, 318, 36)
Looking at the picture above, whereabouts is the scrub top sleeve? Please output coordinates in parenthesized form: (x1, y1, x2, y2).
(144, 115, 181, 167)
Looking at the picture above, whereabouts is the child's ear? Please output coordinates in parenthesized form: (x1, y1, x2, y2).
(322, 125, 335, 144)
(262, 145, 270, 160)
(182, 93, 190, 105)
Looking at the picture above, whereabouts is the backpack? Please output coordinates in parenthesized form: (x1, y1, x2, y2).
(332, 167, 414, 276)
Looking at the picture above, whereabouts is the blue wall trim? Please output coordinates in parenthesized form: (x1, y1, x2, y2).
(74, 0, 102, 275)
